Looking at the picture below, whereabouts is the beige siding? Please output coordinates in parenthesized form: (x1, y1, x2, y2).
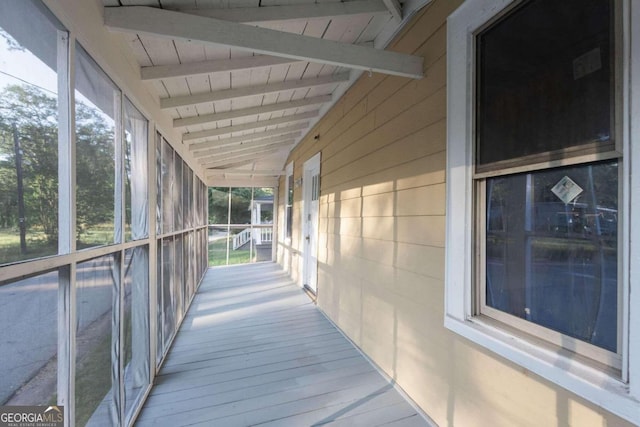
(276, 0, 633, 425)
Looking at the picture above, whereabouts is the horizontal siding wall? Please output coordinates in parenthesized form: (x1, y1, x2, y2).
(277, 1, 634, 426)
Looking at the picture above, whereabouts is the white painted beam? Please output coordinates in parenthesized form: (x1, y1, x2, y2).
(174, 95, 331, 128)
(382, 0, 402, 23)
(206, 176, 279, 188)
(141, 55, 300, 81)
(215, 169, 286, 176)
(177, 0, 390, 23)
(196, 138, 295, 163)
(183, 111, 318, 142)
(104, 6, 424, 79)
(193, 134, 301, 158)
(201, 146, 288, 168)
(161, 73, 348, 109)
(190, 128, 305, 152)
(198, 140, 294, 165)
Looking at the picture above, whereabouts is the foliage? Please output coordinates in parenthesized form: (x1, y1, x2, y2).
(0, 85, 58, 243)
(0, 84, 116, 251)
(208, 187, 273, 225)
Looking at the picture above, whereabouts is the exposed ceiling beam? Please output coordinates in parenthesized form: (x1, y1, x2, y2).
(196, 137, 295, 163)
(183, 111, 318, 142)
(161, 73, 348, 109)
(177, 0, 390, 23)
(382, 0, 402, 23)
(174, 95, 331, 128)
(214, 169, 286, 176)
(189, 126, 306, 152)
(198, 140, 294, 165)
(141, 55, 301, 81)
(193, 133, 301, 158)
(201, 146, 288, 168)
(206, 176, 279, 187)
(104, 6, 424, 79)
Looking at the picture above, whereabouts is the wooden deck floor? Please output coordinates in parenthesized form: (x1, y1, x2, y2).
(135, 262, 430, 427)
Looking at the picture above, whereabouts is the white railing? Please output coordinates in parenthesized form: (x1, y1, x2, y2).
(232, 227, 273, 250)
(232, 228, 252, 250)
(259, 228, 273, 244)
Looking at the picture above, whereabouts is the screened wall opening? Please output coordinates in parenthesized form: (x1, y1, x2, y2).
(208, 187, 274, 267)
(0, 1, 64, 265)
(0, 2, 209, 425)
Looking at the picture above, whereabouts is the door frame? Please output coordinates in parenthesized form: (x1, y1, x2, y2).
(301, 152, 321, 294)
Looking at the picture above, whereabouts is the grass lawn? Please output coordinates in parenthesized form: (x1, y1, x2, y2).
(0, 224, 117, 265)
(0, 228, 57, 264)
(209, 237, 251, 267)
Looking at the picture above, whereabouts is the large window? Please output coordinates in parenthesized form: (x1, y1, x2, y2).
(446, 0, 640, 423)
(476, 0, 620, 367)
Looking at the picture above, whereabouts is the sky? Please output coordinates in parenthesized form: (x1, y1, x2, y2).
(0, 29, 58, 95)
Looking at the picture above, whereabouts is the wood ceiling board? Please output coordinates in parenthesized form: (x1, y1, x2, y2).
(138, 35, 179, 66)
(193, 133, 302, 157)
(178, 0, 388, 23)
(174, 40, 215, 118)
(188, 123, 308, 150)
(161, 72, 349, 109)
(128, 36, 154, 68)
(120, 0, 160, 5)
(160, 0, 197, 7)
(201, 146, 288, 168)
(174, 95, 329, 127)
(356, 11, 391, 43)
(141, 55, 302, 81)
(214, 169, 286, 176)
(105, 7, 423, 78)
(338, 12, 372, 45)
(197, 140, 294, 164)
(184, 110, 317, 141)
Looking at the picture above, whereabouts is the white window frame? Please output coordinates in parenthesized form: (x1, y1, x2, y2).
(284, 161, 294, 242)
(445, 0, 640, 424)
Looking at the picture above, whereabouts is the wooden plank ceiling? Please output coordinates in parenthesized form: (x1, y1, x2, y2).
(103, 0, 424, 187)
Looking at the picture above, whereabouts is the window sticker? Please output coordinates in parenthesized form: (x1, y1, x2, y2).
(551, 176, 584, 204)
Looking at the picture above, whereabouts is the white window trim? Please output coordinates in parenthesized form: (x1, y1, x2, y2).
(284, 161, 294, 243)
(444, 0, 640, 424)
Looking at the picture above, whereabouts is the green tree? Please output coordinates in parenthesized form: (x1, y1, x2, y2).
(75, 100, 115, 239)
(0, 84, 58, 243)
(208, 187, 273, 225)
(0, 84, 116, 247)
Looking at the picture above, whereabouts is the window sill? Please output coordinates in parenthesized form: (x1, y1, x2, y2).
(444, 315, 640, 425)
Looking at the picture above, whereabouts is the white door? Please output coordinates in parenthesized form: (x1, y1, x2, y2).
(302, 153, 321, 294)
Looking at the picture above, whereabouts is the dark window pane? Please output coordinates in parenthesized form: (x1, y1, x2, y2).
(485, 160, 618, 351)
(286, 175, 294, 239)
(477, 0, 613, 167)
